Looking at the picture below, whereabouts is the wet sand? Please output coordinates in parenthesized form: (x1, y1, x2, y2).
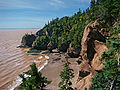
(41, 53, 79, 90)
(0, 30, 79, 90)
(0, 30, 46, 89)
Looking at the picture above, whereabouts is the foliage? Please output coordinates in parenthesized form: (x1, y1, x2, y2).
(90, 27, 120, 90)
(20, 0, 120, 51)
(34, 8, 87, 50)
(33, 35, 49, 50)
(22, 34, 35, 40)
(20, 0, 120, 89)
(19, 63, 51, 90)
(71, 30, 83, 49)
(58, 58, 74, 90)
(113, 21, 120, 34)
(22, 33, 36, 47)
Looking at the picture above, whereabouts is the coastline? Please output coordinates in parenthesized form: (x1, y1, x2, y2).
(9, 53, 49, 90)
(10, 50, 79, 90)
(40, 52, 79, 90)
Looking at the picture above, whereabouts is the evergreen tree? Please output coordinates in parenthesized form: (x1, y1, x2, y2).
(33, 35, 49, 50)
(58, 58, 74, 90)
(90, 24, 120, 90)
(19, 63, 51, 90)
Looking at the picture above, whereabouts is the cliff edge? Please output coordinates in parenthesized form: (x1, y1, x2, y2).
(74, 20, 108, 90)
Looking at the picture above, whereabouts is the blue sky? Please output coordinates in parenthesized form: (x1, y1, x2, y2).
(0, 0, 90, 29)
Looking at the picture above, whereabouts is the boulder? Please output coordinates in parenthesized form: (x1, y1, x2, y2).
(79, 71, 90, 78)
(58, 43, 69, 52)
(21, 34, 36, 47)
(47, 42, 57, 52)
(67, 44, 80, 58)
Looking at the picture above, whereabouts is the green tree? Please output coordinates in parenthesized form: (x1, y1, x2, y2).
(33, 35, 49, 50)
(58, 58, 74, 90)
(90, 28, 120, 90)
(21, 33, 36, 47)
(19, 63, 51, 90)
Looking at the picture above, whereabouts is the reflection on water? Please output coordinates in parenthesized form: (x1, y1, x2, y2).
(0, 30, 45, 89)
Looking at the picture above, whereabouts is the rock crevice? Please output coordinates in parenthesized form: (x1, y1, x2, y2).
(75, 20, 108, 90)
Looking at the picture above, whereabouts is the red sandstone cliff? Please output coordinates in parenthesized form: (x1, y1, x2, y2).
(74, 20, 108, 90)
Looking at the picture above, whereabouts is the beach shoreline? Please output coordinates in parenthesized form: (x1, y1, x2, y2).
(11, 50, 79, 90)
(40, 52, 79, 90)
(9, 52, 49, 90)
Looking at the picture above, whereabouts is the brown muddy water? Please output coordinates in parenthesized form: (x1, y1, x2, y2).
(0, 29, 45, 90)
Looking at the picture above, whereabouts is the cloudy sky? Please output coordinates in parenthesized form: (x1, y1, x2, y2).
(0, 0, 90, 29)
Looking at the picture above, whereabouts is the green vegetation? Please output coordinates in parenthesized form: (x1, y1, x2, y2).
(19, 63, 51, 90)
(31, 0, 120, 52)
(21, 33, 36, 47)
(90, 23, 120, 90)
(22, 34, 34, 41)
(88, 0, 120, 25)
(58, 58, 74, 90)
(20, 0, 120, 89)
(32, 35, 49, 50)
(32, 9, 87, 51)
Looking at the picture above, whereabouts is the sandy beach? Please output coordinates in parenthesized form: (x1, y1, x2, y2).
(41, 52, 79, 90)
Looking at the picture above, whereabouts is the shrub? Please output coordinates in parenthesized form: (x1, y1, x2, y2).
(90, 34, 120, 90)
(58, 58, 74, 90)
(19, 63, 51, 90)
(33, 36, 49, 50)
(21, 34, 36, 47)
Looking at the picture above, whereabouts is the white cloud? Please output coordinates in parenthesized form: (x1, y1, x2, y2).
(74, 0, 90, 3)
(0, 0, 90, 28)
(49, 0, 65, 8)
(0, 0, 66, 10)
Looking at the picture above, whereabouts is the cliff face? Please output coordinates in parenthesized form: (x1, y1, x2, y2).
(21, 34, 36, 47)
(75, 20, 108, 90)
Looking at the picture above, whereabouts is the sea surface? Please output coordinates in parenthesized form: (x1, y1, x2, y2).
(0, 29, 43, 89)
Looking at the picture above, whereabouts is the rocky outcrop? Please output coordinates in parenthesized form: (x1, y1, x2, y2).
(21, 34, 36, 47)
(75, 20, 108, 90)
(75, 73, 95, 90)
(91, 40, 107, 70)
(58, 43, 69, 52)
(67, 44, 80, 58)
(80, 20, 106, 62)
(47, 42, 57, 52)
(32, 43, 48, 50)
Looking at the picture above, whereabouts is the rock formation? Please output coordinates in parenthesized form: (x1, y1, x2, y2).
(75, 20, 108, 90)
(58, 43, 69, 52)
(67, 44, 80, 58)
(21, 34, 36, 47)
(47, 42, 57, 52)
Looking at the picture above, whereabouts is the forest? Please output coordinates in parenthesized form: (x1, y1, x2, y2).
(20, 0, 120, 89)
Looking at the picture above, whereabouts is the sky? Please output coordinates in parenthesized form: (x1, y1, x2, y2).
(0, 0, 90, 29)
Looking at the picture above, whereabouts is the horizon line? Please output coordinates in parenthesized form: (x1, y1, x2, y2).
(0, 28, 40, 29)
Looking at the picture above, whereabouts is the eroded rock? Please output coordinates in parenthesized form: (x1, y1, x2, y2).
(58, 43, 69, 52)
(47, 42, 57, 52)
(67, 44, 80, 58)
(75, 20, 108, 90)
(21, 34, 36, 47)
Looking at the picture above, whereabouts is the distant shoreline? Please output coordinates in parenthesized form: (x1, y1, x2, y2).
(0, 28, 39, 31)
